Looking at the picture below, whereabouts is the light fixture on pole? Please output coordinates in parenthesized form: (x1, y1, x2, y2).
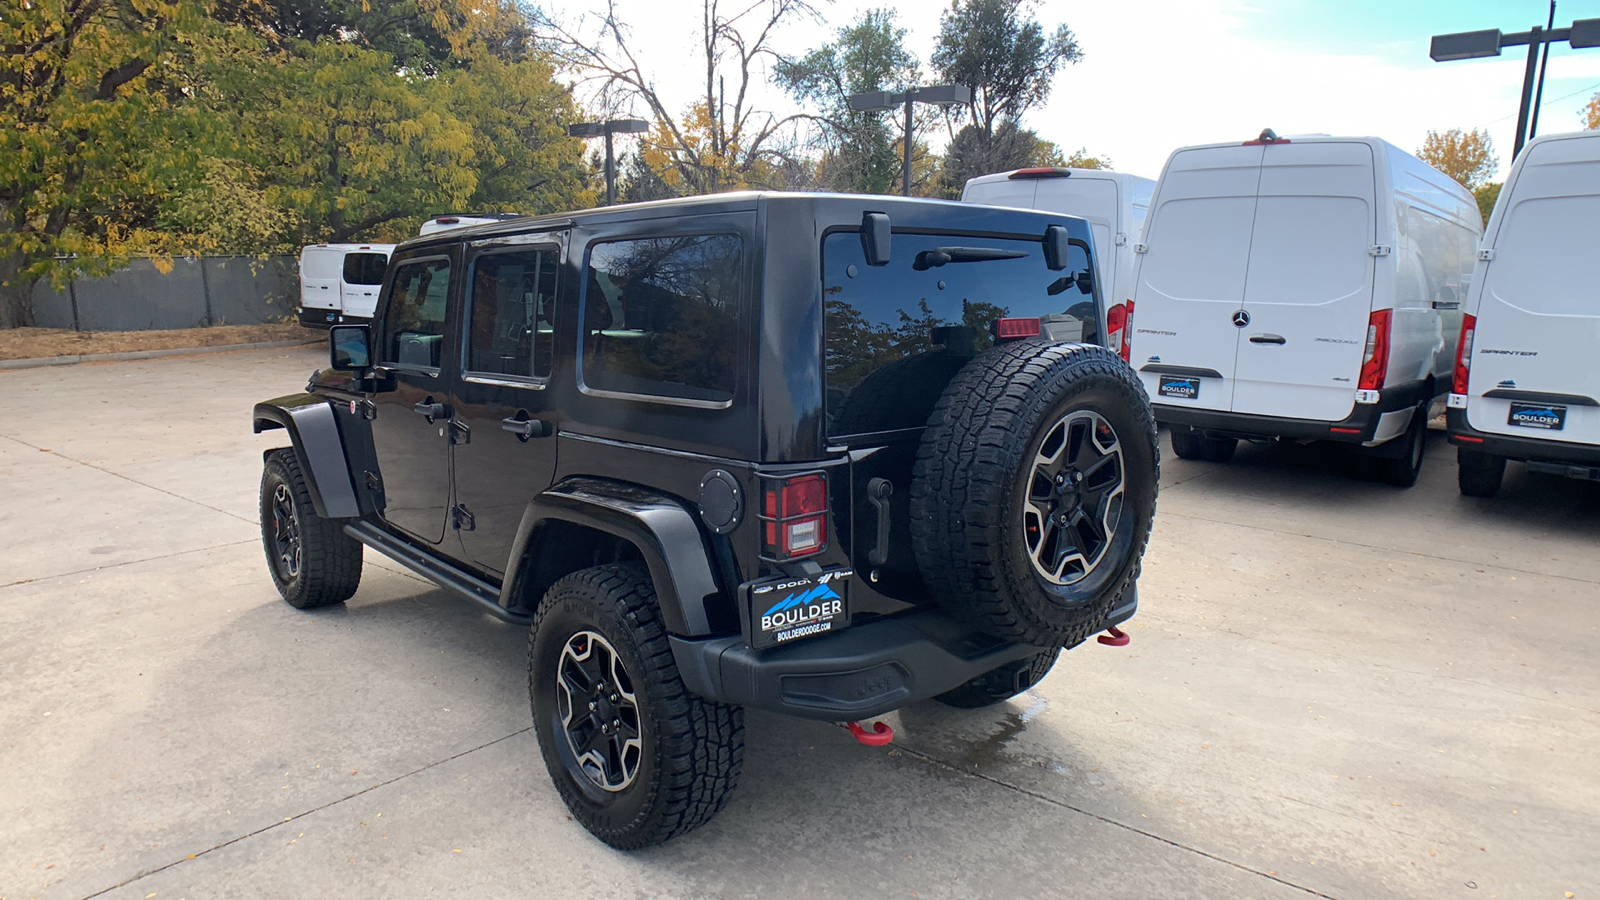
(567, 118, 651, 205)
(848, 85, 973, 196)
(1429, 13, 1600, 157)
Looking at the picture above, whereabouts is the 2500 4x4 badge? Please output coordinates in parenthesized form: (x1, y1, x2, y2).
(743, 569, 852, 649)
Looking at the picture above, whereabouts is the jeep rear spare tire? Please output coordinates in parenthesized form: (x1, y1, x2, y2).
(910, 342, 1158, 648)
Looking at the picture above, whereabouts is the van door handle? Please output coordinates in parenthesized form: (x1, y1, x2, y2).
(867, 477, 893, 566)
(1431, 300, 1460, 310)
(1248, 333, 1286, 345)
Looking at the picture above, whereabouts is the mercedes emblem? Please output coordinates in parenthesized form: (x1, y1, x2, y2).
(1232, 310, 1250, 327)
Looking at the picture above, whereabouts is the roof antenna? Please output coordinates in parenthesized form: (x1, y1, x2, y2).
(1258, 128, 1280, 143)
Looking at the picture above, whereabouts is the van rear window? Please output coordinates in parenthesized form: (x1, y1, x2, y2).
(824, 231, 1097, 436)
(342, 252, 388, 286)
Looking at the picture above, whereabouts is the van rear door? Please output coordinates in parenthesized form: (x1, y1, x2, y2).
(1230, 141, 1377, 422)
(300, 248, 341, 318)
(340, 250, 389, 319)
(1467, 137, 1600, 447)
(1133, 145, 1265, 412)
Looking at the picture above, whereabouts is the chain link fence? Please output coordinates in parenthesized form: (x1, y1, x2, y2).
(32, 255, 299, 331)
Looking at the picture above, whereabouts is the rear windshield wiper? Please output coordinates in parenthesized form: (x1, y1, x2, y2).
(913, 246, 1029, 270)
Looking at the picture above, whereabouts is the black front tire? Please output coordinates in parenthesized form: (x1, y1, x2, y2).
(260, 449, 362, 609)
(1458, 449, 1506, 498)
(529, 565, 744, 849)
(934, 649, 1061, 709)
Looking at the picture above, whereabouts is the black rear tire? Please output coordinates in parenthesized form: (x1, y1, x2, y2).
(529, 565, 744, 849)
(260, 449, 362, 609)
(910, 342, 1158, 648)
(934, 649, 1061, 709)
(1458, 449, 1506, 498)
(1375, 403, 1428, 488)
(1171, 428, 1235, 463)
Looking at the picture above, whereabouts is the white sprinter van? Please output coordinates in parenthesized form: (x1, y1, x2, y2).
(1128, 132, 1480, 486)
(962, 167, 1155, 358)
(1447, 130, 1600, 497)
(298, 243, 395, 327)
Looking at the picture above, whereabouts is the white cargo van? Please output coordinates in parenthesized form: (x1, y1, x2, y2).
(1447, 130, 1600, 497)
(962, 167, 1154, 358)
(298, 243, 395, 327)
(1129, 132, 1480, 486)
(418, 213, 524, 235)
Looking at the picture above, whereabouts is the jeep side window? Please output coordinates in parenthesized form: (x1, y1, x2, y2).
(466, 247, 558, 379)
(580, 233, 741, 404)
(383, 259, 450, 369)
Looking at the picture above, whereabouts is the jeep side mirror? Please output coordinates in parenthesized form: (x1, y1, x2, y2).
(329, 324, 371, 370)
(1043, 225, 1070, 271)
(861, 212, 891, 266)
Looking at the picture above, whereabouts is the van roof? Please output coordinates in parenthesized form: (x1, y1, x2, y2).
(965, 167, 1137, 187)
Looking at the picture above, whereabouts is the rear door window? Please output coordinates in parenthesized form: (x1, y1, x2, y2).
(382, 259, 451, 369)
(466, 247, 559, 379)
(342, 252, 388, 286)
(824, 231, 1096, 435)
(580, 233, 743, 405)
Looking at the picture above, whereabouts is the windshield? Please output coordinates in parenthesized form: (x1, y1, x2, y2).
(823, 230, 1098, 436)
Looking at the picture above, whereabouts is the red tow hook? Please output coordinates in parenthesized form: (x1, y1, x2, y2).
(1097, 625, 1130, 647)
(846, 720, 895, 746)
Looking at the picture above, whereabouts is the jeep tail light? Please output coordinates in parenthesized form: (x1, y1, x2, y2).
(762, 473, 827, 559)
(1452, 313, 1476, 396)
(1106, 301, 1133, 362)
(1358, 308, 1391, 391)
(994, 317, 1041, 340)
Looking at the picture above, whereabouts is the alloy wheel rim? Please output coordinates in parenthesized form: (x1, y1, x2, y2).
(555, 631, 642, 792)
(1021, 410, 1125, 585)
(271, 483, 301, 580)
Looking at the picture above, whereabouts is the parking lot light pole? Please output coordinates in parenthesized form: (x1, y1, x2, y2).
(1429, 16, 1600, 158)
(567, 118, 651, 205)
(848, 85, 973, 196)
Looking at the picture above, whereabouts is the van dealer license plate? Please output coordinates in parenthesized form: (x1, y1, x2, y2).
(1508, 401, 1566, 431)
(1158, 375, 1200, 400)
(742, 569, 851, 650)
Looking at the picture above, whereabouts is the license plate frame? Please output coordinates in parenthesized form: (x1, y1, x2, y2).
(740, 568, 852, 650)
(1507, 401, 1566, 431)
(1158, 374, 1200, 400)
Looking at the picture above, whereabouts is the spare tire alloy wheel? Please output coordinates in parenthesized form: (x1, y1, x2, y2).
(555, 631, 642, 792)
(1023, 411, 1124, 585)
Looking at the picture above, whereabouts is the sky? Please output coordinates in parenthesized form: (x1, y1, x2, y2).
(559, 0, 1600, 183)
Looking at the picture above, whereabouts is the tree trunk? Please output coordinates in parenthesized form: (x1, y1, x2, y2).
(0, 252, 37, 329)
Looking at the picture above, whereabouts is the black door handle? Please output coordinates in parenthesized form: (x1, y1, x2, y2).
(501, 415, 553, 439)
(413, 400, 447, 419)
(867, 477, 893, 566)
(1248, 334, 1286, 345)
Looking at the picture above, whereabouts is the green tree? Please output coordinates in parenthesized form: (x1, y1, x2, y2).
(775, 9, 920, 194)
(931, 0, 1081, 139)
(1474, 183, 1502, 225)
(937, 119, 1078, 197)
(1417, 128, 1498, 191)
(0, 0, 226, 327)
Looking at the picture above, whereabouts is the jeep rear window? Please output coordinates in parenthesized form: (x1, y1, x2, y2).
(824, 231, 1097, 436)
(342, 252, 388, 286)
(581, 233, 742, 405)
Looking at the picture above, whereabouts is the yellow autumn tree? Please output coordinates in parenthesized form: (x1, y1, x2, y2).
(1585, 92, 1599, 130)
(1417, 128, 1498, 191)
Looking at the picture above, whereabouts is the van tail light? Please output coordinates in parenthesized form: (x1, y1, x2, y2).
(1452, 314, 1476, 396)
(761, 473, 827, 559)
(1105, 301, 1133, 362)
(1358, 308, 1392, 391)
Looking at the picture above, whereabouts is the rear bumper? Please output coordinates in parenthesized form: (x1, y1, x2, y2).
(670, 587, 1138, 721)
(297, 306, 339, 328)
(1155, 379, 1431, 446)
(1447, 408, 1600, 479)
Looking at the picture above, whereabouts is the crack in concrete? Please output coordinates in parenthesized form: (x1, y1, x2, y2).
(0, 433, 255, 525)
(76, 728, 532, 900)
(887, 738, 1343, 899)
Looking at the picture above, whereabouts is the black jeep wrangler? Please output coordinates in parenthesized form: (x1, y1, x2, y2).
(253, 192, 1158, 848)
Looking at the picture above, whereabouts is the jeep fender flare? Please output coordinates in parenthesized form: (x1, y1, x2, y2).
(505, 477, 722, 636)
(252, 394, 361, 519)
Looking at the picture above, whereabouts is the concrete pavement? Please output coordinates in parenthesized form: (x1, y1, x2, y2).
(2, 346, 1596, 899)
